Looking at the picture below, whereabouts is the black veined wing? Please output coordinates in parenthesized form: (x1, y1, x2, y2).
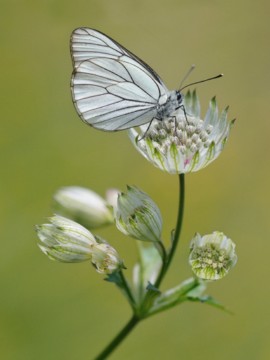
(71, 28, 164, 84)
(70, 28, 171, 131)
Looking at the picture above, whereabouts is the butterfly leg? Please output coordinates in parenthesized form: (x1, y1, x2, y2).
(138, 118, 157, 141)
(178, 104, 189, 124)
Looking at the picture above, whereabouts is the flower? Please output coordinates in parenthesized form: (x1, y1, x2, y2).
(129, 90, 234, 174)
(36, 215, 97, 262)
(36, 215, 123, 274)
(53, 186, 114, 229)
(115, 186, 162, 242)
(189, 231, 237, 280)
(91, 243, 123, 274)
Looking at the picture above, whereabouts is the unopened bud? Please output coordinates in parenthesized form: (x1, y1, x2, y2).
(36, 215, 97, 262)
(115, 186, 162, 242)
(53, 186, 114, 229)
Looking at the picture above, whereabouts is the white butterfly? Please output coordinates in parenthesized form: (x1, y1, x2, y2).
(70, 28, 221, 132)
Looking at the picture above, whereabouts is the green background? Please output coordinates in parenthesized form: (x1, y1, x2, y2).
(1, 0, 269, 359)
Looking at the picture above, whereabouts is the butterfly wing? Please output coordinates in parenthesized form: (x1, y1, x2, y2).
(70, 28, 169, 131)
(71, 28, 164, 85)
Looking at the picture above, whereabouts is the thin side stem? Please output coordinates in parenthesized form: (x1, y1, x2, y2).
(155, 240, 167, 262)
(155, 173, 185, 288)
(94, 315, 140, 360)
(119, 270, 136, 307)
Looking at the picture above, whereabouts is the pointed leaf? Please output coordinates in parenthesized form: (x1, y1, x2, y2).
(147, 277, 205, 316)
(187, 295, 232, 314)
(132, 243, 163, 303)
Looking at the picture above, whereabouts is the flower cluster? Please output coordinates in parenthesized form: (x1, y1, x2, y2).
(36, 215, 123, 274)
(37, 183, 237, 281)
(129, 90, 234, 174)
(37, 185, 164, 267)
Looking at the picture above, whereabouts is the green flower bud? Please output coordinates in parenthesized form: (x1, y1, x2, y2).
(91, 243, 123, 274)
(36, 215, 97, 262)
(115, 186, 162, 242)
(189, 232, 237, 280)
(53, 186, 114, 229)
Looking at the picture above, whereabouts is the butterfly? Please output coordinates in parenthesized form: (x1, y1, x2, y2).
(70, 28, 222, 132)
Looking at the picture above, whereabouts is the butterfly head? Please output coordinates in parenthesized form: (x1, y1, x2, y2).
(176, 91, 183, 105)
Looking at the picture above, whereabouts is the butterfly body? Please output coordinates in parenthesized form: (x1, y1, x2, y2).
(156, 90, 183, 121)
(70, 28, 184, 131)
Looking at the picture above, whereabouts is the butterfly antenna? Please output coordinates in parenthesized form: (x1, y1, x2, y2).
(179, 64, 196, 89)
(179, 73, 223, 92)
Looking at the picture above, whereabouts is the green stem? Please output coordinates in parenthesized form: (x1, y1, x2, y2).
(155, 240, 167, 262)
(155, 173, 185, 288)
(119, 270, 136, 307)
(95, 174, 185, 358)
(94, 315, 140, 360)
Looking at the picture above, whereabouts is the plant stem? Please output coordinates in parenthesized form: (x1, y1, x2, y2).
(95, 174, 185, 358)
(155, 240, 167, 262)
(155, 173, 185, 288)
(165, 173, 185, 272)
(119, 270, 136, 307)
(94, 315, 140, 360)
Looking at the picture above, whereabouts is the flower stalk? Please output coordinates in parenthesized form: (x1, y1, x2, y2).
(155, 173, 185, 288)
(94, 173, 186, 358)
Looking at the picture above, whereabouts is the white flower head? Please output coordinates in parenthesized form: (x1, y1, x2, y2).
(36, 215, 97, 263)
(189, 231, 237, 280)
(129, 90, 234, 174)
(115, 186, 162, 242)
(53, 186, 114, 229)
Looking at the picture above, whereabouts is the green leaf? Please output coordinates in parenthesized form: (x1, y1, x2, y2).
(145, 277, 232, 317)
(146, 277, 205, 317)
(105, 271, 123, 286)
(132, 243, 163, 304)
(187, 295, 233, 314)
(140, 282, 161, 316)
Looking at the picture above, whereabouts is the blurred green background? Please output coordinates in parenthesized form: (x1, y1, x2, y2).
(1, 0, 269, 359)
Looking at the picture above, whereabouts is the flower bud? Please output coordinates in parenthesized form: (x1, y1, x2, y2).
(105, 188, 120, 209)
(189, 232, 237, 280)
(91, 243, 123, 274)
(53, 186, 114, 229)
(36, 215, 97, 262)
(115, 186, 162, 242)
